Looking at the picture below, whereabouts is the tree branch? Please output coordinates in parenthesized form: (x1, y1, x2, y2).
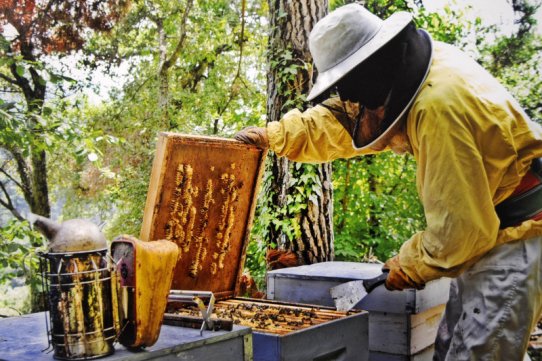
(0, 73, 18, 85)
(178, 43, 233, 91)
(7, 147, 34, 210)
(10, 63, 34, 104)
(0, 162, 24, 191)
(0, 181, 24, 221)
(216, 0, 247, 118)
(161, 0, 195, 73)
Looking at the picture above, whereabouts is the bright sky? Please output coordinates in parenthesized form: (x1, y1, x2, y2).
(423, 0, 542, 35)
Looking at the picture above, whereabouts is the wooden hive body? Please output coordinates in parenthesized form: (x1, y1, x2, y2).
(267, 261, 450, 360)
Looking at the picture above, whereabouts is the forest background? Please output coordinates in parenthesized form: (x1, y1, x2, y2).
(0, 0, 541, 316)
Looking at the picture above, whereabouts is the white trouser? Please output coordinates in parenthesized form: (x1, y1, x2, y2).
(433, 236, 542, 361)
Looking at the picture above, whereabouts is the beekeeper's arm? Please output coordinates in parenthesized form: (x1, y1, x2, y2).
(235, 98, 376, 162)
(398, 102, 500, 286)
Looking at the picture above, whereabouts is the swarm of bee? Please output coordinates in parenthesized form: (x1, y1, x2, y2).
(165, 164, 198, 256)
(167, 300, 351, 335)
(211, 170, 240, 275)
(165, 162, 243, 278)
(189, 179, 214, 277)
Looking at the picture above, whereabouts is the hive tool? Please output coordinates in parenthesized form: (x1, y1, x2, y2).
(330, 271, 388, 312)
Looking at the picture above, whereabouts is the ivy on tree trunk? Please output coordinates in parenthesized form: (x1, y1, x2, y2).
(265, 0, 333, 267)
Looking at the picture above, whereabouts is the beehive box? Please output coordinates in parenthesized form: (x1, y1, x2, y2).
(141, 133, 370, 361)
(166, 298, 367, 361)
(267, 261, 450, 360)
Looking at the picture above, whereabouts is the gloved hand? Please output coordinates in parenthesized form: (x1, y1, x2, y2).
(382, 255, 425, 291)
(234, 126, 269, 149)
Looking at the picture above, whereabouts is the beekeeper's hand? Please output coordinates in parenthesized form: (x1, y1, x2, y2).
(234, 126, 269, 149)
(382, 255, 425, 291)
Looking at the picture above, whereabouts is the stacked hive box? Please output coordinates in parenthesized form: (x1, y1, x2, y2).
(267, 261, 450, 360)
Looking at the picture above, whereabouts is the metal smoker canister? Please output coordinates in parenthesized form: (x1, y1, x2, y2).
(40, 248, 118, 360)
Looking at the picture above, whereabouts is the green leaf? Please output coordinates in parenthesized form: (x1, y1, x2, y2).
(15, 65, 24, 77)
(42, 106, 53, 116)
(49, 72, 62, 84)
(37, 75, 47, 86)
(0, 101, 15, 110)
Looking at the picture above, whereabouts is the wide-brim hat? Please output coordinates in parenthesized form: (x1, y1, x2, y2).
(307, 4, 413, 101)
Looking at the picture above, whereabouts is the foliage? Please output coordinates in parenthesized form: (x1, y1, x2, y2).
(254, 40, 321, 256)
(245, 183, 270, 288)
(252, 158, 324, 249)
(475, 0, 542, 123)
(0, 0, 130, 55)
(496, 51, 542, 123)
(478, 0, 541, 73)
(0, 0, 130, 313)
(257, 0, 337, 271)
(0, 220, 45, 313)
(332, 154, 425, 261)
(0, 0, 131, 220)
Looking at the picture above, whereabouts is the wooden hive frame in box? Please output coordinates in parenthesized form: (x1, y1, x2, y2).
(165, 298, 355, 335)
(140, 133, 368, 361)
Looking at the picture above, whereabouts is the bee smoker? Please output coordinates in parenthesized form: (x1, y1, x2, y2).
(35, 215, 118, 360)
(34, 215, 179, 359)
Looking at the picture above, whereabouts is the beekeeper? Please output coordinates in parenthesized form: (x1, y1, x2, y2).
(235, 4, 542, 360)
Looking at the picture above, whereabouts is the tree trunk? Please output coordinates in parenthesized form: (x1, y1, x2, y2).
(266, 0, 332, 267)
(155, 0, 194, 130)
(30, 149, 50, 217)
(7, 56, 51, 219)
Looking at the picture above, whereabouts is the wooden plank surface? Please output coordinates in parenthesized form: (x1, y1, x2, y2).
(368, 304, 445, 355)
(0, 312, 252, 361)
(410, 304, 445, 354)
(369, 312, 409, 355)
